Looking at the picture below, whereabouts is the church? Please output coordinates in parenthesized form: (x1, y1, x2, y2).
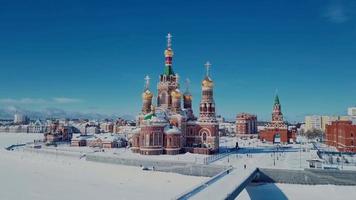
(131, 33, 219, 155)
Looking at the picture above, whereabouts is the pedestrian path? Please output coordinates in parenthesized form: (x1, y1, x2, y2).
(189, 167, 257, 200)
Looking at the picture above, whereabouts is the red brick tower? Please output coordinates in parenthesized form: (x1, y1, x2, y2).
(157, 33, 179, 109)
(259, 93, 295, 143)
(197, 62, 219, 152)
(272, 94, 284, 124)
(199, 62, 216, 123)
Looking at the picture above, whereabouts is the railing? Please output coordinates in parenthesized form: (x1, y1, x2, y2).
(203, 147, 237, 165)
(174, 166, 234, 200)
(5, 143, 27, 151)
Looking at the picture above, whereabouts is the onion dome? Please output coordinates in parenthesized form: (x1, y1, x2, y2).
(183, 78, 192, 101)
(164, 125, 182, 135)
(142, 89, 153, 100)
(202, 76, 214, 88)
(171, 89, 181, 99)
(183, 92, 192, 101)
(164, 48, 174, 57)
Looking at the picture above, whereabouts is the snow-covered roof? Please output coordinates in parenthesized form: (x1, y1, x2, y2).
(164, 126, 181, 135)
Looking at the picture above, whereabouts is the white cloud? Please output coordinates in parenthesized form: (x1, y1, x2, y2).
(52, 97, 82, 104)
(323, 4, 349, 23)
(0, 98, 47, 104)
(0, 97, 82, 105)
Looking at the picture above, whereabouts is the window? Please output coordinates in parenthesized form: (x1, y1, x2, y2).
(149, 134, 153, 145)
(161, 92, 167, 104)
(145, 134, 150, 146)
(202, 132, 207, 142)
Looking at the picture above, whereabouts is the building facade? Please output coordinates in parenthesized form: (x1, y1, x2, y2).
(44, 121, 73, 143)
(348, 107, 356, 116)
(131, 33, 219, 155)
(304, 115, 351, 132)
(14, 113, 29, 124)
(325, 120, 356, 152)
(259, 94, 296, 143)
(236, 113, 257, 134)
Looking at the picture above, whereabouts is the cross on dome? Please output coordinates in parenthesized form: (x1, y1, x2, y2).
(166, 33, 172, 48)
(144, 75, 150, 90)
(205, 61, 211, 77)
(185, 78, 191, 92)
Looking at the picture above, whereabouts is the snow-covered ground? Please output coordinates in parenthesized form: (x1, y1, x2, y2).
(236, 183, 356, 200)
(0, 133, 208, 200)
(49, 145, 209, 164)
(0, 132, 42, 148)
(216, 137, 319, 170)
(2, 133, 356, 200)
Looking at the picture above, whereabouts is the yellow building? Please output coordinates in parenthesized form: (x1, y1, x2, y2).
(304, 115, 349, 132)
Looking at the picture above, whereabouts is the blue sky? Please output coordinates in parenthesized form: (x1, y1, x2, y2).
(0, 0, 355, 121)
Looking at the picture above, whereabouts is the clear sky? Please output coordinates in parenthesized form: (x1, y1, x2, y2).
(0, 0, 355, 121)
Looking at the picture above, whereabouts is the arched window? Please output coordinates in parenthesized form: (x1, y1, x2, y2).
(168, 138, 172, 146)
(161, 92, 167, 104)
(202, 132, 207, 142)
(203, 104, 207, 112)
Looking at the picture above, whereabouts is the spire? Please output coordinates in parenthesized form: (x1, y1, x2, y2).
(166, 33, 172, 48)
(164, 33, 174, 76)
(274, 93, 280, 105)
(205, 61, 211, 77)
(185, 78, 191, 93)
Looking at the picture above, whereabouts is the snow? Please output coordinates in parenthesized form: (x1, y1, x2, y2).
(190, 167, 256, 200)
(216, 137, 319, 170)
(2, 133, 356, 200)
(236, 183, 356, 200)
(0, 132, 43, 148)
(0, 133, 208, 200)
(43, 145, 209, 164)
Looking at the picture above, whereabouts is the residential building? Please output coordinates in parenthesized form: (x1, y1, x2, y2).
(236, 113, 257, 134)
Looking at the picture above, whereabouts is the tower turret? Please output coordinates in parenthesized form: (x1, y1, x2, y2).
(183, 79, 192, 110)
(171, 89, 182, 113)
(142, 75, 153, 114)
(199, 61, 217, 123)
(272, 93, 283, 123)
(164, 33, 174, 76)
(157, 33, 179, 109)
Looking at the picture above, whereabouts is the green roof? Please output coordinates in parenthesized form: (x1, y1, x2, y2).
(144, 113, 154, 120)
(164, 66, 174, 76)
(274, 94, 280, 105)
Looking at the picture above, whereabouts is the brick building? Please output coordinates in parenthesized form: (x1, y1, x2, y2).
(236, 113, 257, 134)
(259, 94, 296, 143)
(325, 120, 356, 152)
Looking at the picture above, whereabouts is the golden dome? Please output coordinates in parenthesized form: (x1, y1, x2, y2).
(171, 89, 181, 99)
(184, 95, 192, 101)
(164, 48, 174, 57)
(142, 90, 153, 100)
(202, 77, 214, 88)
(183, 92, 192, 101)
